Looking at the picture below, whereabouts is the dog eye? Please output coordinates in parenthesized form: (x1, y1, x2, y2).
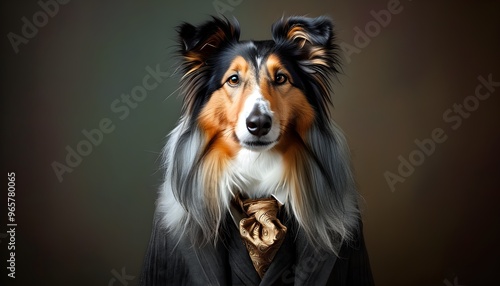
(227, 75, 240, 87)
(275, 73, 287, 85)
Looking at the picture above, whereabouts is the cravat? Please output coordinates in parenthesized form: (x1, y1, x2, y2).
(233, 194, 288, 278)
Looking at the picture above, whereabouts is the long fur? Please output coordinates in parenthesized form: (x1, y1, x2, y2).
(156, 16, 359, 255)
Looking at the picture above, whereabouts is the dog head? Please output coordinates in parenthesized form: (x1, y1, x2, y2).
(177, 16, 339, 153)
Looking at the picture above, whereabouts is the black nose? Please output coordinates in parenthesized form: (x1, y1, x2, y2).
(246, 109, 272, 136)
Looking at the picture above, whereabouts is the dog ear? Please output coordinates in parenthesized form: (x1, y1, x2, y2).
(272, 16, 337, 71)
(178, 17, 240, 75)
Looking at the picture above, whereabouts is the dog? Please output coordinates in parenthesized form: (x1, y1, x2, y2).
(140, 16, 373, 286)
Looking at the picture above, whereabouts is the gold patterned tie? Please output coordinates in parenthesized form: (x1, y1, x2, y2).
(233, 194, 288, 278)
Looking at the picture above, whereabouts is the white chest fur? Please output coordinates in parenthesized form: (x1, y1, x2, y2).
(231, 149, 285, 199)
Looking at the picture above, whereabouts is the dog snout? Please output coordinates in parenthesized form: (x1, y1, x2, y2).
(246, 108, 272, 137)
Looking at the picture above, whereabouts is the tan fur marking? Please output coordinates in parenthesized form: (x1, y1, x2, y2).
(309, 47, 329, 66)
(263, 55, 315, 145)
(287, 25, 310, 48)
(199, 56, 252, 141)
(220, 56, 249, 85)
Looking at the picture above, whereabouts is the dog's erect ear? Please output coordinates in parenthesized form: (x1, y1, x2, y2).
(272, 16, 333, 47)
(272, 16, 337, 71)
(178, 17, 240, 75)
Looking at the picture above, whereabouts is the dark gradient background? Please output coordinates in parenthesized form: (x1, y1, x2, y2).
(1, 1, 499, 285)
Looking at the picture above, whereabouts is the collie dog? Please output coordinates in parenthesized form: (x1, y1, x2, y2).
(141, 16, 371, 286)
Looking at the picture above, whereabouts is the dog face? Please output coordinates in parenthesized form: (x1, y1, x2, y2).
(198, 47, 315, 152)
(178, 17, 338, 154)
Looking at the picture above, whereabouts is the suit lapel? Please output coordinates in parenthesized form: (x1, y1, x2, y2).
(259, 224, 295, 285)
(293, 230, 338, 286)
(178, 237, 228, 285)
(226, 218, 262, 285)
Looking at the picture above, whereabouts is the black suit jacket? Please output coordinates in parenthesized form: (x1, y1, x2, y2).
(140, 212, 374, 286)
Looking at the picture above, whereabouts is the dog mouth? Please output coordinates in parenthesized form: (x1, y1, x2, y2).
(241, 140, 277, 151)
(232, 131, 280, 151)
